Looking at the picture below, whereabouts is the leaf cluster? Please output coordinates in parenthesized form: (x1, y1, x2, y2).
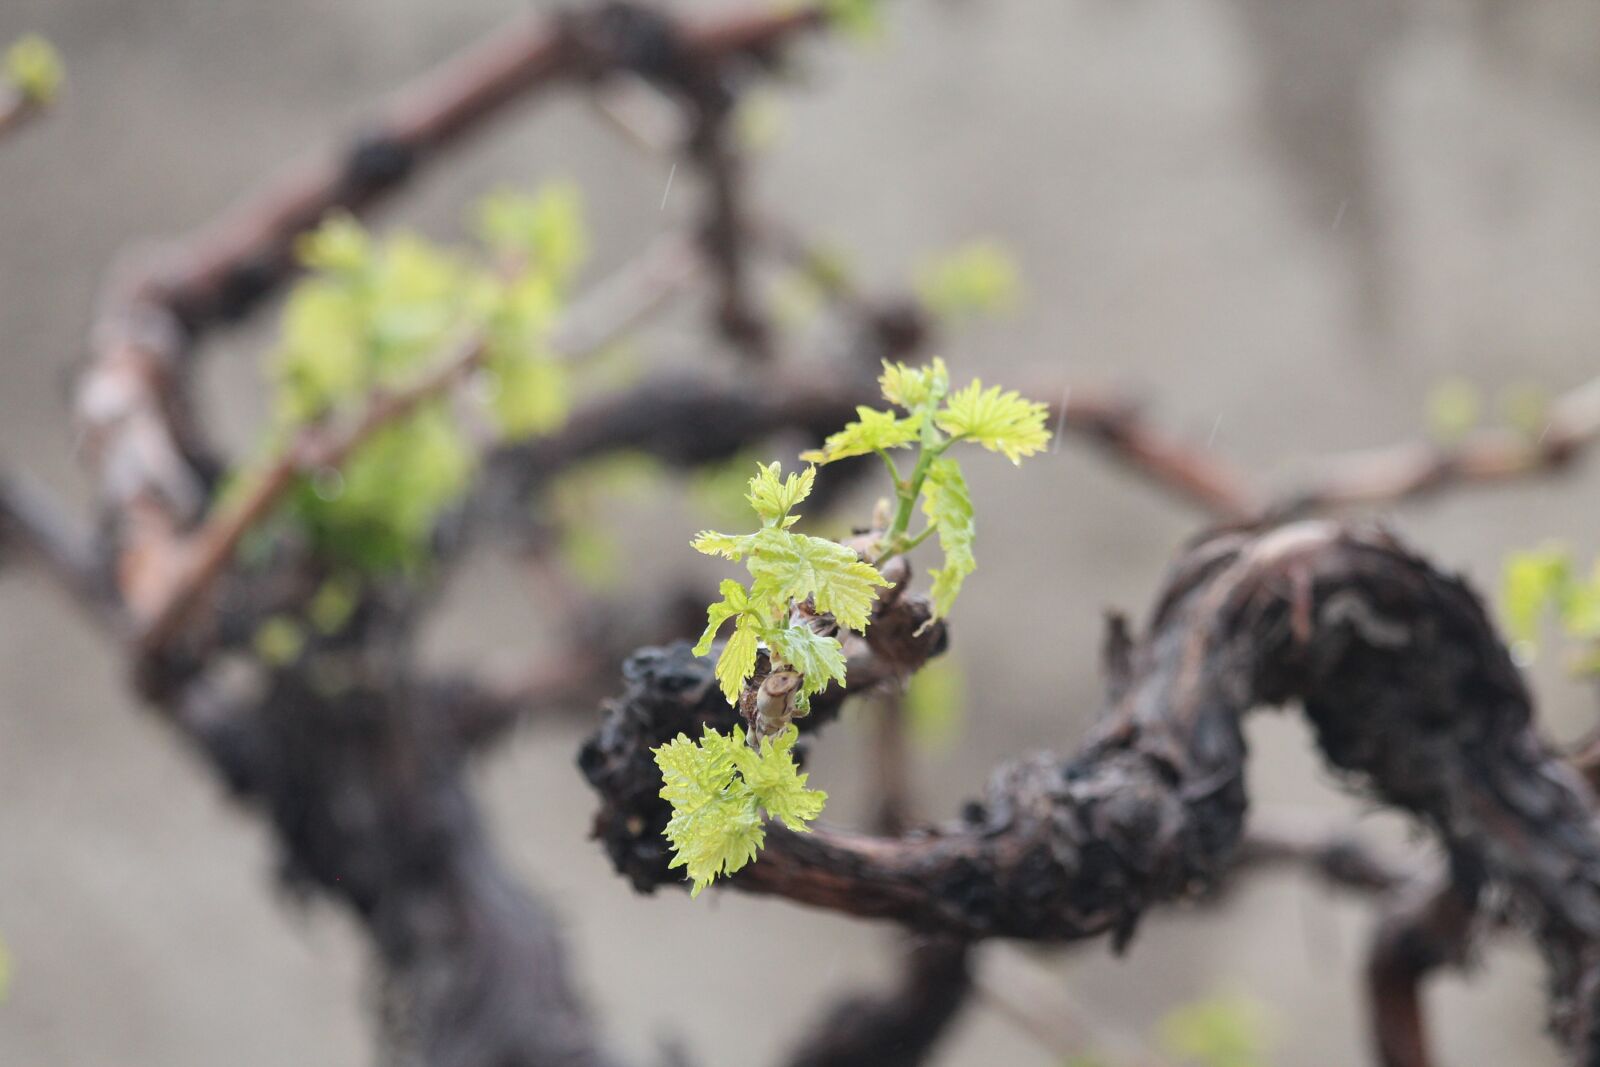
(803, 357, 1050, 617)
(692, 462, 886, 706)
(664, 359, 1049, 894)
(258, 184, 587, 571)
(654, 724, 826, 896)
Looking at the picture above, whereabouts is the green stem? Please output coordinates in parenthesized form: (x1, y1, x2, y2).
(873, 448, 908, 496)
(885, 451, 929, 543)
(880, 437, 945, 559)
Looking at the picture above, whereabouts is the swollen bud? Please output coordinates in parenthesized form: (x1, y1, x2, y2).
(751, 668, 802, 744)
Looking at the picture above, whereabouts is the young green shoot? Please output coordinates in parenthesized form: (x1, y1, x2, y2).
(655, 357, 1051, 895)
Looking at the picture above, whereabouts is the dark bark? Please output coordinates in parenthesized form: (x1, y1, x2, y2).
(583, 521, 1600, 1057)
(779, 938, 972, 1067)
(476, 368, 878, 527)
(188, 664, 620, 1067)
(1366, 876, 1478, 1067)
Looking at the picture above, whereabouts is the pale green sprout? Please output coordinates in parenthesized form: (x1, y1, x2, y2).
(482, 271, 568, 437)
(690, 450, 767, 527)
(5, 35, 63, 104)
(1427, 377, 1563, 446)
(771, 239, 857, 329)
(661, 360, 1049, 895)
(655, 724, 826, 896)
(691, 461, 886, 706)
(548, 453, 664, 592)
(735, 89, 786, 154)
(1499, 381, 1552, 440)
(804, 356, 1050, 617)
(308, 574, 361, 635)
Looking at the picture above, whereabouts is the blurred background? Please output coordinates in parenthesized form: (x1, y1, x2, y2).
(3, 0, 1600, 1064)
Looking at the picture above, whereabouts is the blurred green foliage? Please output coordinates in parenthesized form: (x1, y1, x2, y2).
(1156, 994, 1272, 1067)
(1503, 545, 1600, 673)
(904, 654, 964, 749)
(4, 35, 62, 104)
(1424, 376, 1552, 445)
(689, 450, 769, 529)
(1055, 992, 1272, 1067)
(547, 453, 664, 591)
(250, 183, 588, 573)
(819, 0, 884, 42)
(914, 241, 1022, 323)
(1423, 377, 1481, 444)
(252, 614, 306, 667)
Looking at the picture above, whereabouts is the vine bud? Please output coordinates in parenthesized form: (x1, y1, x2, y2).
(753, 669, 802, 742)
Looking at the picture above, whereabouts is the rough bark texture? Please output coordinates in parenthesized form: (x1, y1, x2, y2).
(187, 661, 620, 1067)
(582, 520, 1600, 1055)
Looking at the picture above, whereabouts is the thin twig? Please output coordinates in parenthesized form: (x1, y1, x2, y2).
(689, 107, 772, 360)
(1270, 375, 1600, 517)
(1047, 387, 1262, 520)
(1235, 808, 1416, 895)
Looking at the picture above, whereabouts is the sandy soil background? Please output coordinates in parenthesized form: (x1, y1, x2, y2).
(4, 0, 1600, 1064)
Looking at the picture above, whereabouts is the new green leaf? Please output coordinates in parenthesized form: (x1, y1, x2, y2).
(744, 527, 888, 632)
(879, 356, 950, 413)
(693, 462, 886, 704)
(800, 406, 919, 465)
(655, 726, 762, 896)
(1157, 994, 1271, 1067)
(766, 622, 848, 698)
(920, 456, 975, 618)
(731, 726, 827, 831)
(691, 529, 759, 561)
(475, 182, 588, 288)
(655, 724, 826, 896)
(746, 461, 815, 524)
(715, 620, 761, 707)
(935, 380, 1052, 464)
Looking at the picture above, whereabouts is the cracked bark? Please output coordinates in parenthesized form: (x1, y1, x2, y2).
(583, 521, 1600, 1061)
